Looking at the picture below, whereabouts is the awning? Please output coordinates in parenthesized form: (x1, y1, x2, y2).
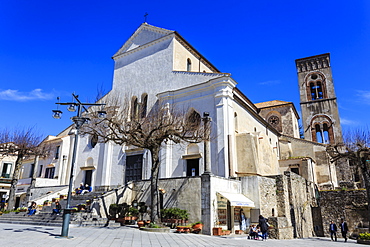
(217, 192, 255, 207)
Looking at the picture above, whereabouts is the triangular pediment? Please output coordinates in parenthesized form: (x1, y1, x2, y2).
(113, 23, 174, 58)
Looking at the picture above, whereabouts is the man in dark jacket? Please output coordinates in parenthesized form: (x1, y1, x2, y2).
(340, 218, 348, 242)
(329, 220, 337, 241)
(258, 215, 269, 241)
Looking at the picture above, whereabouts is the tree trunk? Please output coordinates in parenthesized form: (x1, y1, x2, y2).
(7, 154, 24, 210)
(150, 147, 161, 223)
(25, 155, 39, 204)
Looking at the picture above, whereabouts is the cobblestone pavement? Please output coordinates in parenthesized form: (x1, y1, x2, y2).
(0, 223, 359, 247)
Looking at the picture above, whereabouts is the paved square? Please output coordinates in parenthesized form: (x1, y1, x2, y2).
(0, 223, 358, 247)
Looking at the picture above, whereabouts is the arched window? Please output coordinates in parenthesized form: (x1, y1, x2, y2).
(131, 97, 138, 120)
(187, 58, 192, 72)
(90, 134, 98, 148)
(317, 81, 323, 99)
(234, 112, 238, 132)
(310, 116, 335, 144)
(187, 109, 201, 128)
(315, 124, 323, 143)
(323, 123, 330, 143)
(141, 94, 148, 119)
(306, 73, 326, 101)
(310, 82, 317, 100)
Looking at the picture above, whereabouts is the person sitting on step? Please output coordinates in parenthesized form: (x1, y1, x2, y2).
(52, 201, 61, 215)
(81, 184, 92, 195)
(27, 201, 37, 216)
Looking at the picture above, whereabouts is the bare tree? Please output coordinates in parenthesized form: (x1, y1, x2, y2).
(0, 128, 44, 210)
(82, 95, 207, 222)
(326, 127, 370, 223)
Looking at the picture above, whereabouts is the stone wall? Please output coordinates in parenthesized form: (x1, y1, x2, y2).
(134, 176, 202, 223)
(319, 189, 368, 237)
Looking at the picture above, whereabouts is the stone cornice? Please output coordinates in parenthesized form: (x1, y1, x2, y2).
(113, 23, 173, 58)
(157, 76, 234, 101)
(295, 53, 331, 73)
(113, 33, 174, 60)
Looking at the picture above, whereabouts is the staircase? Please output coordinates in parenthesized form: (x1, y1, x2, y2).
(0, 211, 63, 226)
(0, 191, 112, 227)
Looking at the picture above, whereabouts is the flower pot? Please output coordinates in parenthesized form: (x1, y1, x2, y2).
(223, 230, 231, 235)
(192, 223, 203, 230)
(213, 227, 222, 236)
(176, 227, 185, 233)
(137, 220, 145, 228)
(235, 230, 243, 234)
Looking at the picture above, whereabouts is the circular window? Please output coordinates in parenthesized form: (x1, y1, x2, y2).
(268, 115, 280, 126)
(311, 74, 318, 80)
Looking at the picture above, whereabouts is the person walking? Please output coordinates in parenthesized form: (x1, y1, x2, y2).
(340, 218, 348, 242)
(258, 215, 269, 241)
(240, 209, 247, 233)
(329, 220, 337, 241)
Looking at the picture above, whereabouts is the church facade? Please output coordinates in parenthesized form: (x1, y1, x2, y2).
(9, 23, 350, 238)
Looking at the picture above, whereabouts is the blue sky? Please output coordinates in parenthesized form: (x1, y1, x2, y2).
(0, 0, 369, 137)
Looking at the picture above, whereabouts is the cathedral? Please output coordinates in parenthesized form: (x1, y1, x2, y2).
(1, 23, 350, 238)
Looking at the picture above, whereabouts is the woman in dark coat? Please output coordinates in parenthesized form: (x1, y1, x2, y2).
(258, 215, 269, 240)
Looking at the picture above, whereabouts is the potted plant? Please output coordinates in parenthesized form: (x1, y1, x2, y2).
(18, 207, 28, 212)
(109, 204, 119, 219)
(213, 227, 223, 236)
(358, 233, 370, 244)
(128, 207, 139, 221)
(192, 221, 203, 234)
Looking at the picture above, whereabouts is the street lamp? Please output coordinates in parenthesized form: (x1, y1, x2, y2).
(52, 93, 105, 238)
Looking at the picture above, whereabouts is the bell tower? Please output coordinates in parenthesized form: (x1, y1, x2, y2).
(295, 53, 343, 144)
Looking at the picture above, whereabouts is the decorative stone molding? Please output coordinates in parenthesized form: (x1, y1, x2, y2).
(295, 53, 330, 73)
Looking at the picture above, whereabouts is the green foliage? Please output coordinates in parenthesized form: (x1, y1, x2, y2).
(128, 207, 139, 216)
(161, 207, 188, 219)
(359, 233, 370, 240)
(109, 203, 141, 218)
(148, 222, 160, 228)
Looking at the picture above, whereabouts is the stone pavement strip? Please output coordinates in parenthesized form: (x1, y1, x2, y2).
(0, 223, 360, 247)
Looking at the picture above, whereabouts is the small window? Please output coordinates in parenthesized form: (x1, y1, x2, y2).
(29, 163, 35, 178)
(291, 167, 299, 175)
(187, 58, 192, 72)
(55, 146, 60, 159)
(38, 165, 43, 177)
(45, 167, 55, 179)
(1, 163, 12, 178)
